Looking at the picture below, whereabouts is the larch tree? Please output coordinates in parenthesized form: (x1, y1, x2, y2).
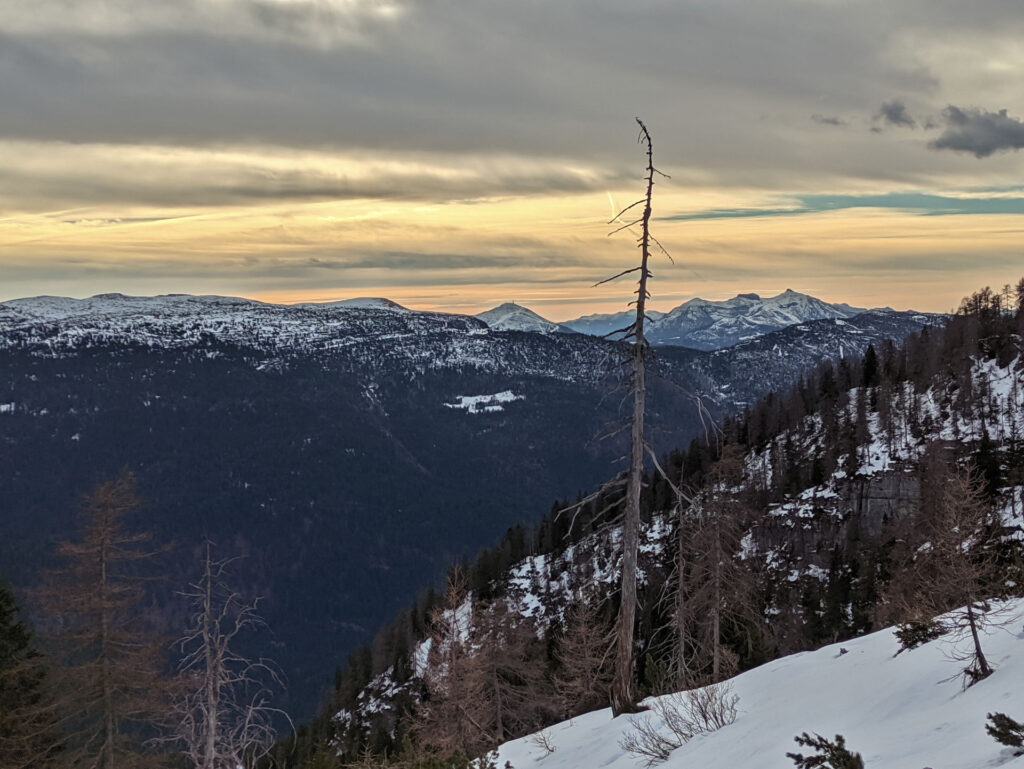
(674, 447, 759, 685)
(39, 471, 170, 769)
(414, 567, 485, 759)
(414, 569, 555, 759)
(884, 451, 1006, 684)
(553, 595, 614, 718)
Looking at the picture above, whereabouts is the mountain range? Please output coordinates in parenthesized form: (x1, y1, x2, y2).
(486, 289, 873, 349)
(0, 291, 943, 720)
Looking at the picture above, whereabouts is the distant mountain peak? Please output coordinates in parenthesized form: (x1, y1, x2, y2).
(475, 303, 568, 334)
(298, 297, 408, 312)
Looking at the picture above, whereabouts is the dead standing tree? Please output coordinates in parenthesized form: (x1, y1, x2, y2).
(164, 541, 288, 769)
(601, 118, 672, 716)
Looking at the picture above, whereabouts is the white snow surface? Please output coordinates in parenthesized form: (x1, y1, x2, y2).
(445, 391, 524, 414)
(475, 303, 566, 334)
(295, 297, 408, 311)
(497, 600, 1024, 769)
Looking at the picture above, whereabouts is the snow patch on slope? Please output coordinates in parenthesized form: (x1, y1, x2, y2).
(445, 391, 524, 414)
(497, 600, 1024, 769)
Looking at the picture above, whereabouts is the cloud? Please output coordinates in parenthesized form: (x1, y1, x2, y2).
(811, 114, 846, 127)
(661, 191, 1024, 221)
(928, 106, 1024, 158)
(875, 100, 916, 128)
(0, 140, 625, 211)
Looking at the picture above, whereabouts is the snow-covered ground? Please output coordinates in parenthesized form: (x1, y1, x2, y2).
(445, 391, 524, 414)
(497, 600, 1024, 769)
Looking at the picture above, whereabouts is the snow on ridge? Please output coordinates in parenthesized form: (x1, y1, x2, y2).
(445, 391, 524, 414)
(475, 303, 564, 334)
(296, 297, 409, 312)
(496, 599, 1024, 769)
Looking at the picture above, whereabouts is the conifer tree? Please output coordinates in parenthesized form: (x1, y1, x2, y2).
(0, 576, 59, 769)
(39, 471, 170, 769)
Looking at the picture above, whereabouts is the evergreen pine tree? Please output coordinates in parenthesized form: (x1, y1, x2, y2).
(986, 712, 1024, 754)
(787, 732, 864, 769)
(0, 576, 59, 769)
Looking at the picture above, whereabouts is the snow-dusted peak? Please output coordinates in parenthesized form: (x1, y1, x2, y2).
(475, 303, 567, 334)
(648, 290, 868, 349)
(297, 297, 408, 312)
(560, 308, 665, 338)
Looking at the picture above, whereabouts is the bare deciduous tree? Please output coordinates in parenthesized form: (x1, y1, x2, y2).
(883, 452, 1006, 684)
(414, 567, 484, 759)
(553, 596, 614, 718)
(415, 570, 556, 759)
(163, 541, 288, 769)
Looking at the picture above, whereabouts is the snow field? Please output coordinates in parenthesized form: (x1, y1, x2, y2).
(496, 600, 1024, 769)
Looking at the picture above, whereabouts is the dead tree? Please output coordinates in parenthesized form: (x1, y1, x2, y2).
(38, 471, 170, 769)
(603, 117, 665, 716)
(164, 541, 287, 769)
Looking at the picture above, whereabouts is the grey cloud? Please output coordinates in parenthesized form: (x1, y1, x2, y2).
(5, 0, 1024, 212)
(875, 100, 916, 128)
(0, 1, 938, 173)
(928, 106, 1024, 158)
(0, 142, 624, 211)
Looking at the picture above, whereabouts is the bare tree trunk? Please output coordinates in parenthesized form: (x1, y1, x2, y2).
(673, 519, 691, 687)
(966, 603, 993, 679)
(610, 118, 656, 717)
(100, 531, 116, 769)
(712, 517, 722, 683)
(202, 547, 217, 769)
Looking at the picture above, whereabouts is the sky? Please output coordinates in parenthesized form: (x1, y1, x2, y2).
(3, 0, 1024, 320)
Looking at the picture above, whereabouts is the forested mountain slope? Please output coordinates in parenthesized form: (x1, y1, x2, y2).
(0, 293, 939, 721)
(284, 284, 1022, 767)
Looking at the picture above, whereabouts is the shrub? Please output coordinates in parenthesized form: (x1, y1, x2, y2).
(986, 712, 1024, 755)
(893, 619, 945, 653)
(787, 732, 863, 769)
(619, 682, 739, 765)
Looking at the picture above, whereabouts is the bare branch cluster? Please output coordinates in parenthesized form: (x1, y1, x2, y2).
(619, 682, 739, 766)
(161, 540, 289, 769)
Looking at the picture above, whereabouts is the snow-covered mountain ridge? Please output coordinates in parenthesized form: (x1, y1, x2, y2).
(0, 293, 480, 356)
(0, 290, 925, 357)
(497, 602, 1024, 769)
(561, 289, 879, 349)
